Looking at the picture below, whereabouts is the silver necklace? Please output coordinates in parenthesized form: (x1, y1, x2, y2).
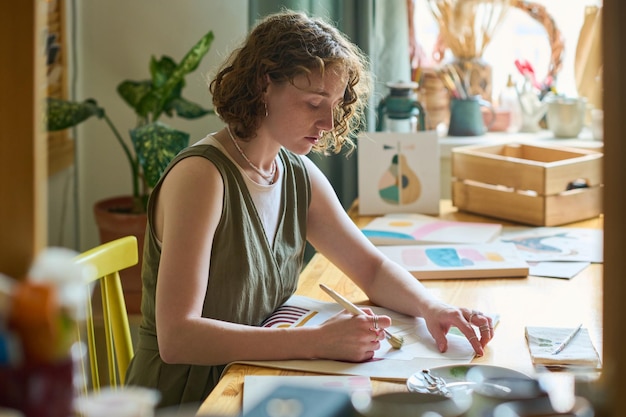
(226, 125, 276, 184)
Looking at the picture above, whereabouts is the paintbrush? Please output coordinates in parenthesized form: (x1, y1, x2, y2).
(319, 284, 404, 349)
(438, 70, 461, 98)
(446, 65, 468, 99)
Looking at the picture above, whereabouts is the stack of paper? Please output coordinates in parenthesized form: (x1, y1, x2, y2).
(525, 326, 601, 368)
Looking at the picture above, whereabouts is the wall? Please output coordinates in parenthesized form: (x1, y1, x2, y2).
(48, 0, 248, 251)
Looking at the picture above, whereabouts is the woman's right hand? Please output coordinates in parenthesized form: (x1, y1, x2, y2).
(313, 308, 391, 362)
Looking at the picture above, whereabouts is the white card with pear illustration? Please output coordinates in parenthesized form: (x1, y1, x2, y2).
(358, 131, 440, 216)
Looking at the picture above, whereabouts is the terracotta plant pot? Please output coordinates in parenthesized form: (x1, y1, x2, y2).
(93, 195, 147, 315)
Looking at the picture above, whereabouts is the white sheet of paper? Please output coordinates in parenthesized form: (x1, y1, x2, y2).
(374, 313, 475, 360)
(263, 295, 476, 361)
(528, 261, 590, 279)
(235, 295, 482, 381)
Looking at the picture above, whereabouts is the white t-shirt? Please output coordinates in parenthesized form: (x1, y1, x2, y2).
(193, 134, 283, 246)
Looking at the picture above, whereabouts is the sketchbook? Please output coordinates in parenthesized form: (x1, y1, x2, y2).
(227, 295, 494, 381)
(525, 326, 601, 368)
(361, 213, 502, 245)
(377, 243, 529, 279)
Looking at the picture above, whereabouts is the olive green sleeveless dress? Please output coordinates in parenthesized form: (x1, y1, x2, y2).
(125, 145, 310, 409)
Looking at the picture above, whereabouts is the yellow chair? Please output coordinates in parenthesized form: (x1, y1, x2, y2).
(74, 235, 138, 391)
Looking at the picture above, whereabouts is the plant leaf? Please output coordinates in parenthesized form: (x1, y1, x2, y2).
(135, 56, 185, 120)
(46, 98, 104, 131)
(177, 30, 214, 74)
(166, 97, 214, 119)
(117, 80, 153, 118)
(130, 121, 189, 188)
(134, 88, 160, 121)
(150, 55, 177, 89)
(146, 30, 214, 120)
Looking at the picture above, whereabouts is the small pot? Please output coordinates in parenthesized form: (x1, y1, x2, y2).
(545, 95, 587, 138)
(93, 195, 147, 315)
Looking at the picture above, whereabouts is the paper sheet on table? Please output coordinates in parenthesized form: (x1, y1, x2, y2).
(226, 295, 482, 381)
(528, 261, 590, 279)
(498, 227, 603, 263)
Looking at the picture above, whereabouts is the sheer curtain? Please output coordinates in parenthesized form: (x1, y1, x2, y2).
(249, 0, 411, 209)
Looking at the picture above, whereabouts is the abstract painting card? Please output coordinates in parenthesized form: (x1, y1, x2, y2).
(361, 213, 502, 245)
(358, 131, 440, 216)
(377, 243, 529, 279)
(498, 227, 603, 263)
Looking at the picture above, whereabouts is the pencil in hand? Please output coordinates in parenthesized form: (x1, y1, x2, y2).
(319, 284, 404, 349)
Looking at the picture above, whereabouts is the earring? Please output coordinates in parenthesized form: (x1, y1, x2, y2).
(264, 102, 268, 117)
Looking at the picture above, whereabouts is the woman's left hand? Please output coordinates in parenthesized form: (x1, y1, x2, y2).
(421, 301, 494, 356)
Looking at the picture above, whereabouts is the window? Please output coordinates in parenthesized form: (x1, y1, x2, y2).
(411, 0, 603, 107)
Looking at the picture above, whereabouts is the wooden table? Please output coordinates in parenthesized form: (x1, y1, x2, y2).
(197, 201, 603, 416)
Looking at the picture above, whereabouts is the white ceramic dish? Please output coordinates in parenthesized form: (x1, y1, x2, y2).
(407, 364, 531, 395)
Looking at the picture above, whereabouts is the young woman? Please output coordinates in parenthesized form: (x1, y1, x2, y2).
(125, 10, 494, 409)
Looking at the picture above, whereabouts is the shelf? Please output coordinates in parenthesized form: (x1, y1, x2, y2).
(439, 128, 602, 158)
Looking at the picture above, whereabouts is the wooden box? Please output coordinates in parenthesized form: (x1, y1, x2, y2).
(451, 143, 603, 226)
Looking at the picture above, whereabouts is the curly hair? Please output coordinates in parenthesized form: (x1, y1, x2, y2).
(209, 10, 371, 154)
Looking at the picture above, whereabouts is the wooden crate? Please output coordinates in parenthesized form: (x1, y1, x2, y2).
(451, 143, 603, 226)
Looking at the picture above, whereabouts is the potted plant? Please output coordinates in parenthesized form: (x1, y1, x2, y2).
(46, 30, 215, 313)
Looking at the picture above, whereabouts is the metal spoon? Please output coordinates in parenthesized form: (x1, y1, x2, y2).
(420, 369, 453, 397)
